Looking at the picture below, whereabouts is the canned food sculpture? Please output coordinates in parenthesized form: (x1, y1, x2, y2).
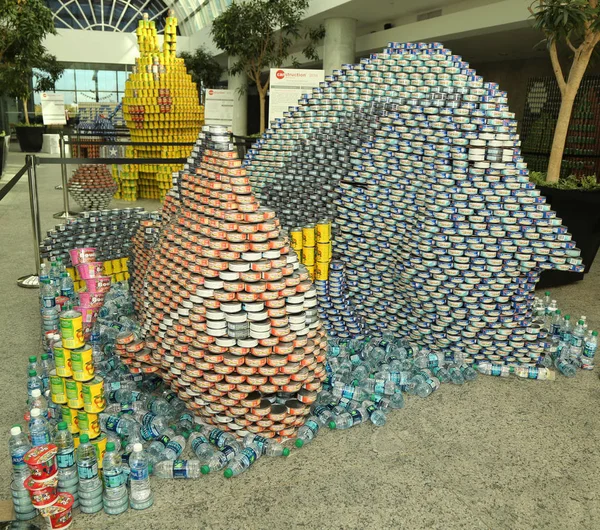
(131, 126, 327, 439)
(245, 42, 583, 364)
(67, 165, 118, 211)
(120, 13, 204, 201)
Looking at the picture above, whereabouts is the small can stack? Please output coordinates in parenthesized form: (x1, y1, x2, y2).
(290, 220, 332, 281)
(67, 165, 118, 211)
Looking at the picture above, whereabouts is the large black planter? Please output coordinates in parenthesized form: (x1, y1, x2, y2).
(537, 186, 600, 288)
(15, 126, 44, 153)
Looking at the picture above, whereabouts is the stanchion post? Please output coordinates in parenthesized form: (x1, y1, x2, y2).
(17, 155, 42, 288)
(53, 130, 78, 219)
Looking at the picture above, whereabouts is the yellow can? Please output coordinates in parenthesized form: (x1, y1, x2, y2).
(54, 344, 72, 378)
(302, 246, 315, 266)
(316, 241, 332, 263)
(316, 219, 332, 242)
(82, 377, 105, 413)
(92, 434, 107, 469)
(60, 312, 84, 349)
(49, 370, 67, 404)
(316, 260, 330, 281)
(290, 228, 303, 251)
(61, 406, 79, 434)
(71, 344, 94, 382)
(77, 410, 101, 439)
(305, 265, 315, 281)
(302, 224, 315, 248)
(65, 379, 84, 409)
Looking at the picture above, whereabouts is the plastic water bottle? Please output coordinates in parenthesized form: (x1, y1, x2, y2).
(28, 389, 49, 418)
(129, 443, 153, 510)
(153, 459, 202, 479)
(9, 425, 31, 474)
(329, 408, 368, 430)
(54, 422, 76, 477)
(60, 272, 75, 300)
(201, 426, 241, 451)
(561, 315, 573, 343)
(550, 310, 563, 337)
(243, 434, 290, 457)
(99, 414, 138, 437)
(102, 442, 127, 502)
(200, 445, 238, 474)
(188, 427, 215, 461)
(555, 358, 577, 377)
(582, 330, 598, 369)
(223, 445, 261, 478)
(294, 418, 322, 448)
(477, 363, 511, 377)
(29, 408, 50, 446)
(26, 370, 42, 400)
(76, 434, 101, 491)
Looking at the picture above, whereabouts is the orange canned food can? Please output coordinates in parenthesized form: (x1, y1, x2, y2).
(315, 219, 331, 242)
(71, 344, 94, 382)
(65, 379, 84, 409)
(82, 377, 105, 413)
(77, 410, 100, 439)
(316, 241, 332, 262)
(61, 406, 79, 434)
(289, 228, 303, 251)
(54, 344, 72, 378)
(315, 260, 329, 281)
(49, 370, 67, 404)
(302, 246, 315, 266)
(301, 225, 315, 248)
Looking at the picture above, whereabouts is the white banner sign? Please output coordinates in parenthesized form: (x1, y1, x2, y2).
(204, 89, 234, 129)
(269, 68, 324, 124)
(40, 93, 66, 125)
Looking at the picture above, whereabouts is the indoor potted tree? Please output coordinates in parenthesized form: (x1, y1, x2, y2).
(530, 0, 600, 286)
(211, 0, 325, 135)
(0, 0, 63, 152)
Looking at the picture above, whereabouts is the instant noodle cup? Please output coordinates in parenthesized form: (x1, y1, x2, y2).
(23, 444, 58, 481)
(42, 492, 74, 529)
(84, 276, 111, 293)
(76, 262, 103, 280)
(24, 475, 58, 508)
(69, 248, 97, 266)
(82, 376, 105, 413)
(77, 292, 105, 308)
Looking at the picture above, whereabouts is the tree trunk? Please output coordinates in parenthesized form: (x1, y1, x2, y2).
(22, 97, 30, 125)
(546, 45, 595, 184)
(259, 91, 266, 134)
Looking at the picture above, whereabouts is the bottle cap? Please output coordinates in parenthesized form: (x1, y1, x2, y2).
(223, 468, 233, 478)
(31, 389, 41, 398)
(282, 447, 291, 457)
(58, 422, 68, 430)
(200, 465, 210, 475)
(28, 370, 37, 377)
(29, 356, 37, 363)
(133, 443, 143, 452)
(10, 426, 21, 436)
(106, 442, 115, 451)
(80, 434, 89, 443)
(31, 408, 40, 418)
(294, 439, 304, 448)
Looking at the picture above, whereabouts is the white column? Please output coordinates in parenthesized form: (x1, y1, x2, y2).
(323, 18, 357, 74)
(227, 55, 248, 137)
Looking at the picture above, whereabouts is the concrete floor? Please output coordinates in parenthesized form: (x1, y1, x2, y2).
(1, 147, 599, 530)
